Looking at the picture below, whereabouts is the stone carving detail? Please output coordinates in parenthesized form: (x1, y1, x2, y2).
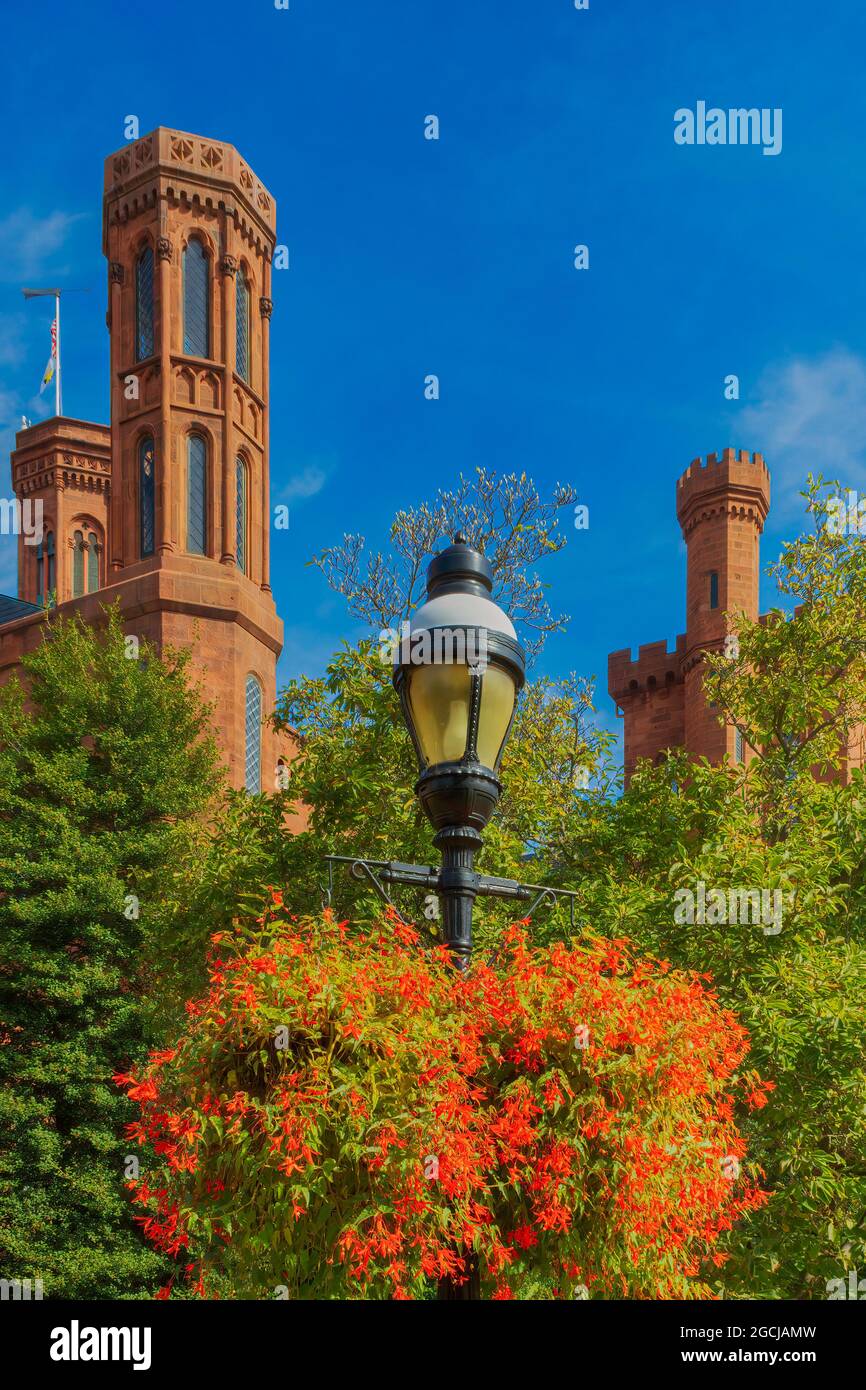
(221, 254, 238, 278)
(170, 137, 194, 163)
(201, 143, 224, 170)
(259, 296, 273, 319)
(257, 189, 271, 213)
(113, 151, 131, 179)
(134, 137, 154, 168)
(156, 236, 173, 262)
(239, 164, 254, 192)
(109, 262, 125, 285)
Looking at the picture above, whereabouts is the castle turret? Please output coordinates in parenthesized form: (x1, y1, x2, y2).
(609, 447, 770, 780)
(95, 127, 286, 790)
(1, 127, 301, 805)
(676, 449, 770, 763)
(11, 418, 111, 607)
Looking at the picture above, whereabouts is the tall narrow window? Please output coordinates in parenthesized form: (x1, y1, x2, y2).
(139, 436, 155, 558)
(235, 457, 247, 573)
(236, 267, 250, 382)
(87, 532, 99, 593)
(183, 238, 210, 357)
(136, 246, 154, 361)
(244, 675, 262, 793)
(735, 728, 745, 764)
(187, 435, 207, 554)
(709, 571, 719, 609)
(72, 531, 84, 598)
(46, 531, 56, 598)
(36, 540, 44, 603)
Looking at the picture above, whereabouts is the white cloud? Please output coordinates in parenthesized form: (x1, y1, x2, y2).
(0, 208, 86, 282)
(737, 349, 866, 514)
(277, 463, 328, 503)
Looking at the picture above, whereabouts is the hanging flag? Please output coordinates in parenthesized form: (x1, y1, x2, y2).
(39, 317, 57, 393)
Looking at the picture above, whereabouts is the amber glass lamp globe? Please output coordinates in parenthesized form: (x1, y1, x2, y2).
(393, 533, 525, 833)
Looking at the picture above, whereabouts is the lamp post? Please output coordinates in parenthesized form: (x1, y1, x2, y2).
(323, 531, 579, 1299)
(392, 532, 525, 968)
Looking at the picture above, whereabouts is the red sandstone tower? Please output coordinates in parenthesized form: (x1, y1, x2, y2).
(0, 129, 293, 793)
(609, 449, 770, 780)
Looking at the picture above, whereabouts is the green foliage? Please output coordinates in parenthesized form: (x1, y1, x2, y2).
(556, 753, 866, 1298)
(0, 608, 220, 1298)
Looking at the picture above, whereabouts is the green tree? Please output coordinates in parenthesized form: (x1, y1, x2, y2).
(0, 608, 220, 1298)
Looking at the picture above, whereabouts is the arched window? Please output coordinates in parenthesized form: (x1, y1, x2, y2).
(71, 528, 100, 597)
(87, 532, 99, 593)
(236, 267, 250, 382)
(244, 675, 262, 793)
(47, 531, 55, 596)
(139, 436, 155, 558)
(187, 434, 207, 554)
(235, 457, 247, 573)
(72, 530, 84, 598)
(136, 245, 154, 361)
(183, 238, 210, 357)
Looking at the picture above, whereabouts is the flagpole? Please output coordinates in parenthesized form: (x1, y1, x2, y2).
(55, 291, 61, 416)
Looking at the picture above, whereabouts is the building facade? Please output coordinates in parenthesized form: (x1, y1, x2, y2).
(608, 447, 862, 781)
(0, 128, 294, 792)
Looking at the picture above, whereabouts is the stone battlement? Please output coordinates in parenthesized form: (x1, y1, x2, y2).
(676, 447, 770, 535)
(608, 634, 686, 700)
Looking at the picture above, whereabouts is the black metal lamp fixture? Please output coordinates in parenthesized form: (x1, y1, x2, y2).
(393, 532, 525, 965)
(324, 530, 579, 973)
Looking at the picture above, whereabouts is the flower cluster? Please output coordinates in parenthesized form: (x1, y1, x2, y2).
(117, 904, 767, 1299)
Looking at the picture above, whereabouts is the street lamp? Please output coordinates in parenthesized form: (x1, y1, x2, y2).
(322, 530, 578, 1299)
(392, 532, 525, 967)
(324, 531, 578, 961)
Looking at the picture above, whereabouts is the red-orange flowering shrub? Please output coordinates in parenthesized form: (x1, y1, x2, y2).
(117, 904, 768, 1299)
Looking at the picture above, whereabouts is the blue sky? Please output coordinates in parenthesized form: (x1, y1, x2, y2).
(1, 0, 865, 755)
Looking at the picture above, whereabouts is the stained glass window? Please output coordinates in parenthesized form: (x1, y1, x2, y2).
(140, 437, 155, 558)
(187, 435, 207, 554)
(235, 457, 247, 573)
(136, 246, 154, 360)
(244, 675, 262, 793)
(236, 267, 250, 382)
(183, 238, 210, 357)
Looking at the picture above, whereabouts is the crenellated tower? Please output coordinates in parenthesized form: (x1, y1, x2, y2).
(676, 448, 770, 763)
(609, 448, 770, 779)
